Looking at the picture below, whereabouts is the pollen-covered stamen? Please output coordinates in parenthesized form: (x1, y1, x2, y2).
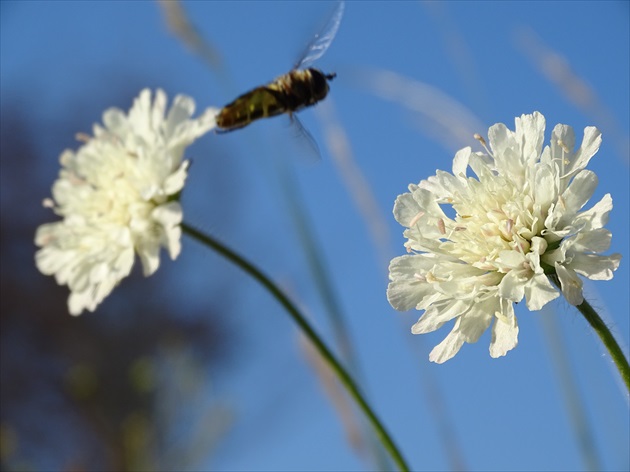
(408, 211, 424, 227)
(474, 133, 493, 156)
(437, 218, 446, 235)
(481, 226, 497, 238)
(555, 138, 574, 180)
(413, 273, 426, 282)
(493, 298, 513, 323)
(66, 170, 87, 186)
(516, 238, 530, 255)
(506, 218, 514, 234)
(557, 195, 566, 210)
(443, 223, 467, 241)
(425, 271, 441, 283)
(75, 132, 91, 143)
(556, 138, 571, 154)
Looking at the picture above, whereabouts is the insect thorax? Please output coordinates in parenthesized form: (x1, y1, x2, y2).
(270, 68, 332, 111)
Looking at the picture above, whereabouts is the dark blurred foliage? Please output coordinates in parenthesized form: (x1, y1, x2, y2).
(0, 85, 236, 471)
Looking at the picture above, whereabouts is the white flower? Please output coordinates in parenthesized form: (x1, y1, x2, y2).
(388, 112, 621, 363)
(35, 89, 217, 315)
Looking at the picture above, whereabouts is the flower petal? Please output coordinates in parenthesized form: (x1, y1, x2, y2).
(523, 273, 559, 311)
(387, 255, 435, 311)
(429, 330, 466, 364)
(570, 253, 622, 281)
(489, 302, 518, 358)
(555, 264, 583, 305)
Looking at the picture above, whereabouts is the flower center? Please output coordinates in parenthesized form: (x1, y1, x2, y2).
(441, 179, 539, 272)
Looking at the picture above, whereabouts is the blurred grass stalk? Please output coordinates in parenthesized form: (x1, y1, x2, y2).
(274, 158, 394, 470)
(347, 66, 487, 153)
(515, 26, 630, 164)
(539, 305, 602, 471)
(159, 1, 402, 468)
(316, 99, 393, 270)
(157, 0, 232, 95)
(317, 91, 470, 471)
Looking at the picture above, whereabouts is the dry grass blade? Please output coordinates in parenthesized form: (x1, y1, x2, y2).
(515, 26, 629, 164)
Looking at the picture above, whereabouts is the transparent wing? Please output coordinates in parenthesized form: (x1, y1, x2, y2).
(295, 1, 345, 69)
(289, 114, 322, 161)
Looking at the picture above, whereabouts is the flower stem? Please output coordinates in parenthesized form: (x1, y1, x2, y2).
(551, 276, 630, 393)
(182, 222, 410, 471)
(575, 297, 630, 392)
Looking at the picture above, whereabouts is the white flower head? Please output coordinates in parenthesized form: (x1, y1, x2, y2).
(35, 89, 218, 315)
(388, 112, 621, 363)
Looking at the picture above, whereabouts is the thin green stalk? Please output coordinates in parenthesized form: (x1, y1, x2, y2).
(182, 222, 410, 472)
(575, 297, 630, 392)
(550, 276, 630, 393)
(275, 160, 394, 470)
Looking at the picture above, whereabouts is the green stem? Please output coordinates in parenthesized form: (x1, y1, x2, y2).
(182, 222, 410, 471)
(551, 276, 630, 393)
(575, 297, 630, 392)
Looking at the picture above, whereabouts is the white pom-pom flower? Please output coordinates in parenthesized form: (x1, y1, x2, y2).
(388, 112, 621, 363)
(35, 89, 218, 315)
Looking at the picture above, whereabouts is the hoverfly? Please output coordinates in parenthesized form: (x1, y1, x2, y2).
(215, 1, 344, 134)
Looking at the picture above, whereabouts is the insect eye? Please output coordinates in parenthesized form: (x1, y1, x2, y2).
(310, 70, 329, 93)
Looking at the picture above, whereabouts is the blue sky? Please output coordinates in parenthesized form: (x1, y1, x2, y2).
(2, 1, 628, 471)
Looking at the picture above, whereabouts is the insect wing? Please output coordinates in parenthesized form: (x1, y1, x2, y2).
(289, 114, 322, 161)
(294, 1, 345, 70)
